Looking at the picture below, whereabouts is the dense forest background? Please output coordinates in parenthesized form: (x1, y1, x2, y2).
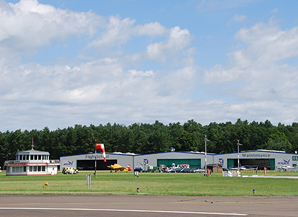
(1, 119, 298, 167)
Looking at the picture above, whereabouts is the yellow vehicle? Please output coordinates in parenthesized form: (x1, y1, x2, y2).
(62, 167, 79, 174)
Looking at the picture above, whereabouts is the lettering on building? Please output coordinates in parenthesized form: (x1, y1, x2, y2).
(241, 153, 270, 158)
(63, 161, 74, 166)
(85, 154, 109, 159)
(276, 159, 290, 166)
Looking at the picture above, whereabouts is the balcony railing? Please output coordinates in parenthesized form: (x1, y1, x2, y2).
(4, 159, 60, 164)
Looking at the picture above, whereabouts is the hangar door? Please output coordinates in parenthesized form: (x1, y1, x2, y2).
(77, 160, 116, 170)
(227, 158, 275, 170)
(157, 159, 201, 168)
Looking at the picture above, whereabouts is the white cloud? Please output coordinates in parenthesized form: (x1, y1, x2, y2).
(88, 15, 168, 49)
(134, 22, 168, 36)
(206, 20, 298, 81)
(146, 26, 192, 62)
(235, 21, 298, 62)
(0, 0, 103, 49)
(0, 1, 200, 132)
(272, 8, 278, 13)
(233, 14, 247, 22)
(88, 15, 135, 48)
(0, 52, 199, 130)
(204, 19, 298, 120)
(228, 14, 247, 25)
(3, 0, 297, 132)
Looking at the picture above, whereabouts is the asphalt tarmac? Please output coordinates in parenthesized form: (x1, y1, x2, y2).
(1, 194, 298, 217)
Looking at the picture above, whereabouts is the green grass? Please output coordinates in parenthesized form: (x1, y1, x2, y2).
(0, 171, 298, 196)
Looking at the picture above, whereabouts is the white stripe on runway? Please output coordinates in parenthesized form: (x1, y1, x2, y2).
(0, 207, 247, 216)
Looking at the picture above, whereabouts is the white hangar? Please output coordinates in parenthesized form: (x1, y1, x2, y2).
(60, 149, 298, 171)
(60, 152, 136, 171)
(215, 150, 298, 170)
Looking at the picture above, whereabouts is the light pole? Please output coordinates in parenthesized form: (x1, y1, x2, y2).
(204, 135, 209, 176)
(237, 140, 243, 171)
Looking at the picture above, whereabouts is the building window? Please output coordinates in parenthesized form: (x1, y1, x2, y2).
(38, 166, 41, 172)
(33, 166, 37, 172)
(23, 166, 26, 172)
(29, 166, 32, 172)
(42, 166, 45, 171)
(12, 167, 23, 172)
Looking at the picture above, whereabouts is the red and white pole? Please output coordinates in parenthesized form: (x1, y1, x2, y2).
(95, 143, 106, 178)
(95, 148, 97, 178)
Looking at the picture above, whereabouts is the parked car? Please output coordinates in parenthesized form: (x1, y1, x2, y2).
(134, 167, 143, 172)
(190, 168, 205, 173)
(181, 168, 191, 173)
(165, 167, 176, 173)
(62, 167, 79, 174)
(174, 168, 182, 173)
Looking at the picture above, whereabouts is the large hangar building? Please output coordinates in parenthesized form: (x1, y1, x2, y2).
(60, 152, 135, 171)
(60, 151, 209, 171)
(134, 152, 207, 169)
(60, 149, 298, 171)
(215, 150, 298, 170)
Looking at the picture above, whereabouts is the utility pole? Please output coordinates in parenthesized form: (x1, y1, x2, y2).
(237, 140, 243, 171)
(204, 135, 209, 176)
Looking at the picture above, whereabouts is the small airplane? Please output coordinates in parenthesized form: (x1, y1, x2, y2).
(107, 164, 132, 172)
(277, 165, 295, 171)
(230, 166, 249, 171)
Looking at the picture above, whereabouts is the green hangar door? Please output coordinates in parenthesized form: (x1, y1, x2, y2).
(227, 158, 275, 170)
(157, 159, 201, 168)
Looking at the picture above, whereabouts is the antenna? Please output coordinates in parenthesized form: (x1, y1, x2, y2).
(31, 137, 34, 150)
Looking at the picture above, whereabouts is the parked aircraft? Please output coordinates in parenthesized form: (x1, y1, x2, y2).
(277, 165, 295, 171)
(107, 164, 132, 172)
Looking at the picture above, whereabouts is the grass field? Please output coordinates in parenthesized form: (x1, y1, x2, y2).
(0, 170, 298, 196)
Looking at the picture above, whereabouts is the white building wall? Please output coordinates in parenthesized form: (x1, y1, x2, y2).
(60, 153, 135, 171)
(6, 165, 57, 175)
(214, 150, 298, 169)
(133, 152, 211, 168)
(59, 150, 298, 171)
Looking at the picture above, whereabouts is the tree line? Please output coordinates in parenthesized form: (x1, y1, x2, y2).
(1, 119, 298, 167)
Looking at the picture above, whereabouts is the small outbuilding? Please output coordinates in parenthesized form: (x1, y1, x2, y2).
(207, 164, 222, 172)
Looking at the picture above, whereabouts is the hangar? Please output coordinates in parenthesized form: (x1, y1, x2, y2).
(60, 152, 135, 171)
(60, 149, 298, 171)
(214, 150, 298, 170)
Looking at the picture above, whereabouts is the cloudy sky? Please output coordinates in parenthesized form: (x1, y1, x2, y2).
(1, 0, 298, 132)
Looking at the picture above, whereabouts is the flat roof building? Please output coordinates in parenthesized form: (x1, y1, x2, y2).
(4, 148, 60, 176)
(60, 149, 298, 171)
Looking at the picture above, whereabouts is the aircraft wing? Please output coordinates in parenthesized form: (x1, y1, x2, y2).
(107, 164, 126, 171)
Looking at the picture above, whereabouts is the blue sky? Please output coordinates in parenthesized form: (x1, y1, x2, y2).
(1, 0, 298, 132)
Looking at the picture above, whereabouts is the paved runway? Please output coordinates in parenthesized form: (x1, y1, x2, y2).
(0, 195, 297, 217)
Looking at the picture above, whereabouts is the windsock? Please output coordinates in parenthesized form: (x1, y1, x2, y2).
(96, 143, 106, 162)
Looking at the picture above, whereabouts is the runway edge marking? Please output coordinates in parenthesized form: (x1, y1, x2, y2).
(0, 207, 247, 216)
